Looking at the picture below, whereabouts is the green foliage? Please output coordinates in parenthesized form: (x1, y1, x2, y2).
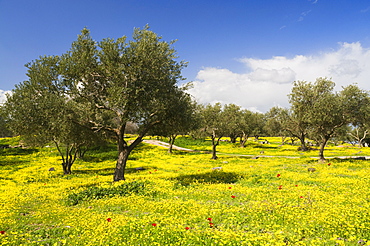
(66, 180, 153, 205)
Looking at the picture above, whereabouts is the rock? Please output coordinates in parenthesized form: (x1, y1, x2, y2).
(212, 167, 222, 170)
(135, 167, 146, 170)
(222, 161, 228, 164)
(48, 167, 55, 171)
(308, 168, 316, 172)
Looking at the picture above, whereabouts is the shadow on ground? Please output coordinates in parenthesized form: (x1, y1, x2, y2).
(173, 171, 243, 186)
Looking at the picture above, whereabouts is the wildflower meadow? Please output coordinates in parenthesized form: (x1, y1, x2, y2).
(1, 136, 370, 245)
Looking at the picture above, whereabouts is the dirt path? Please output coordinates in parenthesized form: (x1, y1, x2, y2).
(142, 140, 370, 159)
(142, 140, 194, 152)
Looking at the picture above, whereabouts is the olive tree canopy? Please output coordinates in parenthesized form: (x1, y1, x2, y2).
(5, 26, 189, 181)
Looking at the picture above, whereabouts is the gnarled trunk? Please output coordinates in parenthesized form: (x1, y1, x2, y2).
(319, 137, 329, 162)
(239, 132, 249, 148)
(114, 131, 131, 181)
(62, 162, 72, 175)
(113, 122, 155, 181)
(211, 130, 221, 160)
(54, 140, 78, 175)
(298, 133, 308, 151)
(168, 134, 177, 154)
(114, 147, 130, 181)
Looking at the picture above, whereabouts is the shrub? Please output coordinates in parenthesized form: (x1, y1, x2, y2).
(66, 180, 153, 206)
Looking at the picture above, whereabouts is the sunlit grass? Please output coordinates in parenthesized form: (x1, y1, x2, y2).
(0, 137, 369, 245)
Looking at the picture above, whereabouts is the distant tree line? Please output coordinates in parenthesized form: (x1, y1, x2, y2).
(1, 27, 370, 180)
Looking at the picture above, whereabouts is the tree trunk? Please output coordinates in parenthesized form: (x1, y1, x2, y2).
(211, 143, 218, 159)
(298, 134, 308, 151)
(230, 135, 237, 143)
(62, 162, 72, 175)
(318, 138, 329, 162)
(114, 134, 130, 181)
(211, 131, 220, 160)
(281, 136, 286, 145)
(240, 132, 249, 148)
(168, 134, 177, 154)
(54, 140, 78, 175)
(114, 147, 130, 181)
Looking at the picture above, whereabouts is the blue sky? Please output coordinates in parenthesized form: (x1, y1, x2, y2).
(2, 0, 370, 111)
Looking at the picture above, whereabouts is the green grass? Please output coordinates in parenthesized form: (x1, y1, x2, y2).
(0, 136, 370, 245)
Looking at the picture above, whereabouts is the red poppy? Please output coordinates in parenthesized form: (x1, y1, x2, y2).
(228, 187, 232, 189)
(300, 196, 304, 199)
(231, 195, 236, 198)
(328, 163, 331, 166)
(207, 218, 212, 221)
(152, 223, 157, 227)
(154, 169, 157, 172)
(278, 185, 283, 190)
(149, 172, 152, 174)
(106, 218, 112, 222)
(295, 184, 298, 187)
(277, 174, 281, 177)
(185, 227, 190, 230)
(209, 222, 214, 228)
(0, 231, 4, 234)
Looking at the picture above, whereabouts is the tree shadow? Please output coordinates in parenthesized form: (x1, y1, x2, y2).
(0, 158, 29, 167)
(72, 168, 114, 176)
(306, 157, 369, 164)
(71, 165, 160, 176)
(252, 145, 278, 149)
(173, 171, 243, 186)
(328, 157, 369, 162)
(0, 148, 39, 156)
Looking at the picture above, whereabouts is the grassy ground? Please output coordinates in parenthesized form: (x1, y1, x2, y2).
(0, 136, 369, 245)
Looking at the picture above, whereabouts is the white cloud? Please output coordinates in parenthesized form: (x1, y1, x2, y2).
(188, 42, 370, 112)
(0, 90, 11, 105)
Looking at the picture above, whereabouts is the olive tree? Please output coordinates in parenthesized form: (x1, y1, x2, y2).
(149, 92, 199, 153)
(4, 26, 188, 180)
(289, 78, 370, 161)
(59, 26, 188, 181)
(3, 56, 102, 174)
(200, 103, 228, 159)
(264, 106, 289, 144)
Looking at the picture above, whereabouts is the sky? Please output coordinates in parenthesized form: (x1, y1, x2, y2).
(2, 0, 370, 112)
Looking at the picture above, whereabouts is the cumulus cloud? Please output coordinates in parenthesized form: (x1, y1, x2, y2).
(188, 42, 370, 112)
(0, 90, 11, 105)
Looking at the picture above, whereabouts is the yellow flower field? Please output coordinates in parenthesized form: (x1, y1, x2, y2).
(0, 136, 369, 245)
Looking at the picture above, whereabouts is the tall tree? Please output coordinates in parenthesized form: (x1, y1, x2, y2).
(288, 80, 313, 151)
(305, 78, 344, 160)
(59, 26, 188, 181)
(3, 56, 102, 174)
(264, 106, 289, 144)
(0, 109, 12, 138)
(289, 78, 370, 161)
(222, 104, 243, 143)
(200, 103, 228, 159)
(149, 92, 199, 153)
(238, 109, 254, 147)
(341, 84, 370, 147)
(250, 112, 266, 141)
